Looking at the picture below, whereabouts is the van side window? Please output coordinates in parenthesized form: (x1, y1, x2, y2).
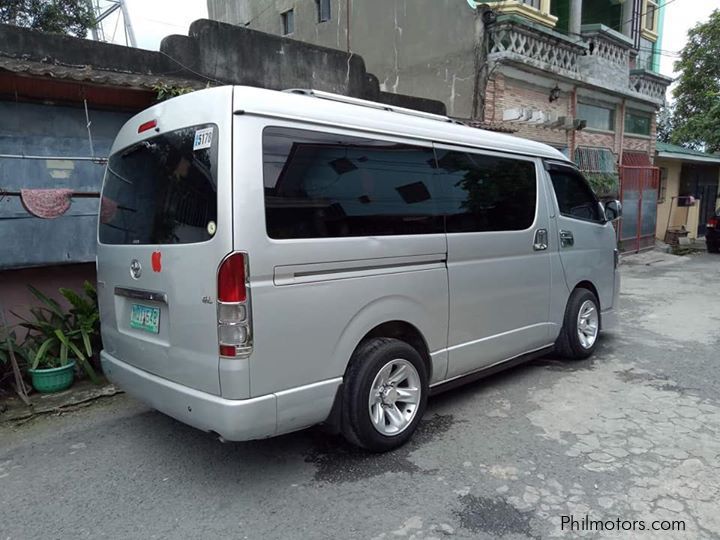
(263, 127, 442, 239)
(434, 149, 537, 233)
(548, 169, 602, 222)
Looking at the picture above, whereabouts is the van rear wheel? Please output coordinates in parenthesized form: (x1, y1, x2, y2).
(342, 338, 428, 452)
(555, 288, 600, 360)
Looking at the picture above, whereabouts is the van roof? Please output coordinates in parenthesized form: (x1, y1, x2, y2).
(232, 85, 571, 163)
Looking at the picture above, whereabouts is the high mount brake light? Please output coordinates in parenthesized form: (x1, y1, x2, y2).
(138, 120, 157, 134)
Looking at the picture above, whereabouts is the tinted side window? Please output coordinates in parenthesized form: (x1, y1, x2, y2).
(263, 127, 442, 239)
(434, 149, 537, 232)
(549, 170, 602, 222)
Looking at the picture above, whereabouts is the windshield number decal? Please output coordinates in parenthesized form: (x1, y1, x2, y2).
(193, 128, 213, 151)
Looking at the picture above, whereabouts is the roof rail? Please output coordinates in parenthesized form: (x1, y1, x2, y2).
(283, 88, 459, 124)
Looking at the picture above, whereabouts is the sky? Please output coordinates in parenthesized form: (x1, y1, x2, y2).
(93, 0, 208, 51)
(659, 0, 720, 82)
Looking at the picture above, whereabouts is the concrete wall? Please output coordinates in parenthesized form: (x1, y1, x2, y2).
(0, 102, 131, 270)
(655, 158, 682, 240)
(207, 0, 481, 117)
(0, 263, 96, 336)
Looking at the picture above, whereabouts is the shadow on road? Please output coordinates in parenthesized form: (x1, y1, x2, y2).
(96, 332, 616, 487)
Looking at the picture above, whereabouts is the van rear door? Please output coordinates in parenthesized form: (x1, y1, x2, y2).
(97, 87, 234, 395)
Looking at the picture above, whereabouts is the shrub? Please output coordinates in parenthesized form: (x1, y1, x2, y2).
(15, 282, 100, 383)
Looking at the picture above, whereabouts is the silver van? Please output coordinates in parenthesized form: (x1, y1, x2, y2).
(97, 86, 620, 451)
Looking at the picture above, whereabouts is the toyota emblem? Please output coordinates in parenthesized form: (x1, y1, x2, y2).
(130, 259, 142, 280)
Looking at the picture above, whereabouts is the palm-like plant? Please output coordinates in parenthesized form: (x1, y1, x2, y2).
(15, 282, 100, 384)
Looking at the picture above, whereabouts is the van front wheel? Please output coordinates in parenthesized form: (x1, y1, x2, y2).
(555, 288, 600, 360)
(342, 338, 428, 452)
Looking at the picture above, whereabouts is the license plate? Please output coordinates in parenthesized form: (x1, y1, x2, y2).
(130, 304, 160, 334)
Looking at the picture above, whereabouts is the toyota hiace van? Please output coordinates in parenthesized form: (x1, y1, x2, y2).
(98, 86, 620, 451)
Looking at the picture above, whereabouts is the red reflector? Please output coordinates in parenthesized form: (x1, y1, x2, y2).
(218, 253, 246, 303)
(708, 217, 719, 228)
(138, 120, 157, 133)
(219, 344, 236, 357)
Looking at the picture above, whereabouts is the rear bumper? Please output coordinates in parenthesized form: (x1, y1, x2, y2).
(101, 351, 340, 441)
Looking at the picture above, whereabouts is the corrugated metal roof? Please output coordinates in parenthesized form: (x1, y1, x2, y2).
(656, 142, 720, 164)
(0, 54, 204, 91)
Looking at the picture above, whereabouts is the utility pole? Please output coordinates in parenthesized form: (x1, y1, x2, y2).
(119, 0, 137, 48)
(87, 0, 137, 48)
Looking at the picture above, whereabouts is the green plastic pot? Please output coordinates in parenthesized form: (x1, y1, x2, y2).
(28, 361, 76, 393)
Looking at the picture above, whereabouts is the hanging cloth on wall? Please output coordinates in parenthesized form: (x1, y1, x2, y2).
(20, 188, 74, 219)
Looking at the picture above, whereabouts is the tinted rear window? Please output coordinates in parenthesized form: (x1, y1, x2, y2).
(99, 124, 218, 245)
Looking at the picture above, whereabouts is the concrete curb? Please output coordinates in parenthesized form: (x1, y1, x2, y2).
(0, 382, 123, 424)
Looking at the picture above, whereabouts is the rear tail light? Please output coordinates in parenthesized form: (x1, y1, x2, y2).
(217, 253, 252, 358)
(708, 216, 719, 229)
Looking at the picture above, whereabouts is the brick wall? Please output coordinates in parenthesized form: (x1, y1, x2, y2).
(624, 135, 653, 154)
(576, 130, 615, 151)
(487, 75, 571, 148)
(485, 72, 659, 164)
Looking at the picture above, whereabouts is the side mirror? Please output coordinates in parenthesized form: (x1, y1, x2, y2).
(603, 200, 622, 222)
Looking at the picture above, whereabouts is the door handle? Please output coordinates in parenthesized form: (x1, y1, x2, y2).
(559, 229, 574, 248)
(533, 228, 548, 251)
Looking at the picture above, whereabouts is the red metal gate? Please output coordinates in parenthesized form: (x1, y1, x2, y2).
(619, 165, 660, 253)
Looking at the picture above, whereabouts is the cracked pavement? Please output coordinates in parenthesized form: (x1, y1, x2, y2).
(1, 252, 719, 539)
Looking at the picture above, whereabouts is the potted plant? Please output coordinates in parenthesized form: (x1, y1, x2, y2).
(16, 284, 100, 393)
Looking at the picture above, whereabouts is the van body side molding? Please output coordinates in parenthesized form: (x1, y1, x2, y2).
(273, 253, 447, 286)
(429, 345, 554, 396)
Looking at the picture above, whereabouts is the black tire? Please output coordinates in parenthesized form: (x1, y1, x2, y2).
(707, 242, 719, 254)
(341, 337, 428, 452)
(555, 288, 600, 360)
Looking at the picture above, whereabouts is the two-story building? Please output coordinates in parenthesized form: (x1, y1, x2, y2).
(207, 0, 672, 252)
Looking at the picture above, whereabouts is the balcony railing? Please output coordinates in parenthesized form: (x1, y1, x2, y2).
(580, 24, 632, 70)
(488, 16, 585, 77)
(629, 70, 671, 103)
(487, 16, 671, 105)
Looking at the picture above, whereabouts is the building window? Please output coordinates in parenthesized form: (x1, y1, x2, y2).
(642, 0, 659, 40)
(625, 110, 652, 136)
(281, 9, 294, 35)
(658, 167, 668, 203)
(316, 0, 331, 22)
(492, 0, 556, 27)
(578, 102, 615, 132)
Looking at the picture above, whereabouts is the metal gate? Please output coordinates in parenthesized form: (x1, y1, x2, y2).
(619, 165, 660, 253)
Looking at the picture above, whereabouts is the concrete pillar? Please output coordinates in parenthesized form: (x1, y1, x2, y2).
(569, 0, 582, 37)
(622, 0, 635, 37)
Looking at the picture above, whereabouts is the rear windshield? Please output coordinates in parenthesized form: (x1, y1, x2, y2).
(99, 124, 218, 245)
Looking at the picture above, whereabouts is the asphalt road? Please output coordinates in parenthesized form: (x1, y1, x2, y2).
(2, 252, 720, 540)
